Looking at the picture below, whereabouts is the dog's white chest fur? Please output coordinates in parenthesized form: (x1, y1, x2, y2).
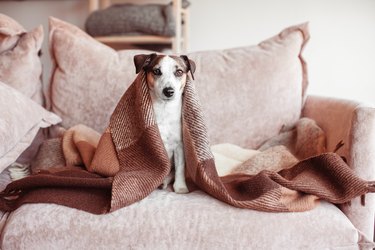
(152, 98, 183, 160)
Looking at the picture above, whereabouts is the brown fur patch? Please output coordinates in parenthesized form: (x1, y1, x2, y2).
(145, 55, 164, 89)
(143, 55, 165, 72)
(169, 55, 189, 73)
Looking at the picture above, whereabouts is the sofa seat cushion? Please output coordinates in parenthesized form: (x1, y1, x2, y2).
(1, 190, 370, 249)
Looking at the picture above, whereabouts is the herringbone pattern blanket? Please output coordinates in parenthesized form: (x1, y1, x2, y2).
(1, 72, 374, 214)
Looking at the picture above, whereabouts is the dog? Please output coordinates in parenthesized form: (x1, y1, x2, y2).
(133, 53, 196, 194)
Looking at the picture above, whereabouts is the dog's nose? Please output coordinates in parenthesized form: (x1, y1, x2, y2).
(163, 87, 175, 98)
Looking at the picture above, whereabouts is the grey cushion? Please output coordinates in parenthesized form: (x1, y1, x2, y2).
(85, 3, 176, 37)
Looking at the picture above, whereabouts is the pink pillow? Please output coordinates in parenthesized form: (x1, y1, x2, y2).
(0, 13, 25, 36)
(188, 23, 309, 148)
(0, 14, 44, 105)
(49, 17, 147, 133)
(49, 17, 309, 149)
(0, 81, 61, 173)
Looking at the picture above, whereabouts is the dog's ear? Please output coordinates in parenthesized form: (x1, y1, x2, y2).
(134, 53, 157, 74)
(180, 55, 196, 80)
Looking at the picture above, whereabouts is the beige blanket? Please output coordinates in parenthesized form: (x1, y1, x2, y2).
(213, 117, 326, 176)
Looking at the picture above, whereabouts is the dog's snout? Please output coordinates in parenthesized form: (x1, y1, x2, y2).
(163, 87, 175, 98)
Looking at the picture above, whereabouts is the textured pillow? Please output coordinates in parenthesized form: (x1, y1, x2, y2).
(49, 17, 148, 133)
(0, 14, 44, 105)
(49, 17, 308, 148)
(0, 13, 25, 37)
(188, 23, 309, 148)
(85, 3, 176, 37)
(0, 81, 61, 173)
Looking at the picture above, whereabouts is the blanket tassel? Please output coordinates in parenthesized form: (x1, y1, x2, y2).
(367, 181, 375, 192)
(333, 140, 344, 153)
(0, 189, 22, 212)
(361, 195, 366, 206)
(8, 163, 30, 181)
(342, 182, 374, 207)
(362, 181, 375, 206)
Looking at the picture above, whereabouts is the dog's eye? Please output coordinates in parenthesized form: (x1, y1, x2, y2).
(152, 68, 162, 76)
(175, 69, 184, 77)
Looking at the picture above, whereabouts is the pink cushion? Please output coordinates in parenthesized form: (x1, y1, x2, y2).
(0, 13, 25, 36)
(188, 23, 309, 148)
(0, 81, 61, 173)
(0, 14, 44, 105)
(49, 17, 308, 148)
(49, 17, 147, 133)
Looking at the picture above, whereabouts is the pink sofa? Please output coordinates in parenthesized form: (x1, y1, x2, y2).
(0, 15, 374, 249)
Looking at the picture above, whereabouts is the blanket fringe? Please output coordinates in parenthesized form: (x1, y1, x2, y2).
(361, 195, 366, 206)
(340, 182, 375, 207)
(333, 140, 344, 153)
(361, 181, 375, 206)
(367, 181, 375, 192)
(8, 163, 30, 181)
(0, 189, 22, 212)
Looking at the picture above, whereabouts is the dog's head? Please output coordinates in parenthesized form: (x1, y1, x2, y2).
(134, 53, 196, 101)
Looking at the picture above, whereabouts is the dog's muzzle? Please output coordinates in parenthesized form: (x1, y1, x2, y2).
(163, 87, 175, 98)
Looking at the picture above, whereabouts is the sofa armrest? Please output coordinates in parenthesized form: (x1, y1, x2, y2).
(302, 95, 375, 240)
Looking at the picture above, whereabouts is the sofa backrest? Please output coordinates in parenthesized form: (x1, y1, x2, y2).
(48, 17, 309, 149)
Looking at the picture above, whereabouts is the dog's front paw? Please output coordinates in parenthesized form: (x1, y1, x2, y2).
(173, 182, 189, 194)
(161, 181, 169, 190)
(161, 173, 173, 189)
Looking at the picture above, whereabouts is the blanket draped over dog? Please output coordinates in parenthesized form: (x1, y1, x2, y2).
(1, 72, 374, 214)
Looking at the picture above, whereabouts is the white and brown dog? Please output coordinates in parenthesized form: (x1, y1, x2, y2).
(134, 53, 196, 194)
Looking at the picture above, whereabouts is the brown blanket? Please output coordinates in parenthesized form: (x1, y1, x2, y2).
(1, 71, 374, 214)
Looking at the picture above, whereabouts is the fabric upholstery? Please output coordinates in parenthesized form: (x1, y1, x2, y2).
(303, 95, 375, 240)
(1, 194, 373, 249)
(0, 81, 61, 173)
(0, 14, 44, 105)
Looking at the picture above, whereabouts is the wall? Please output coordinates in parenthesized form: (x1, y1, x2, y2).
(1, 0, 375, 105)
(188, 0, 375, 106)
